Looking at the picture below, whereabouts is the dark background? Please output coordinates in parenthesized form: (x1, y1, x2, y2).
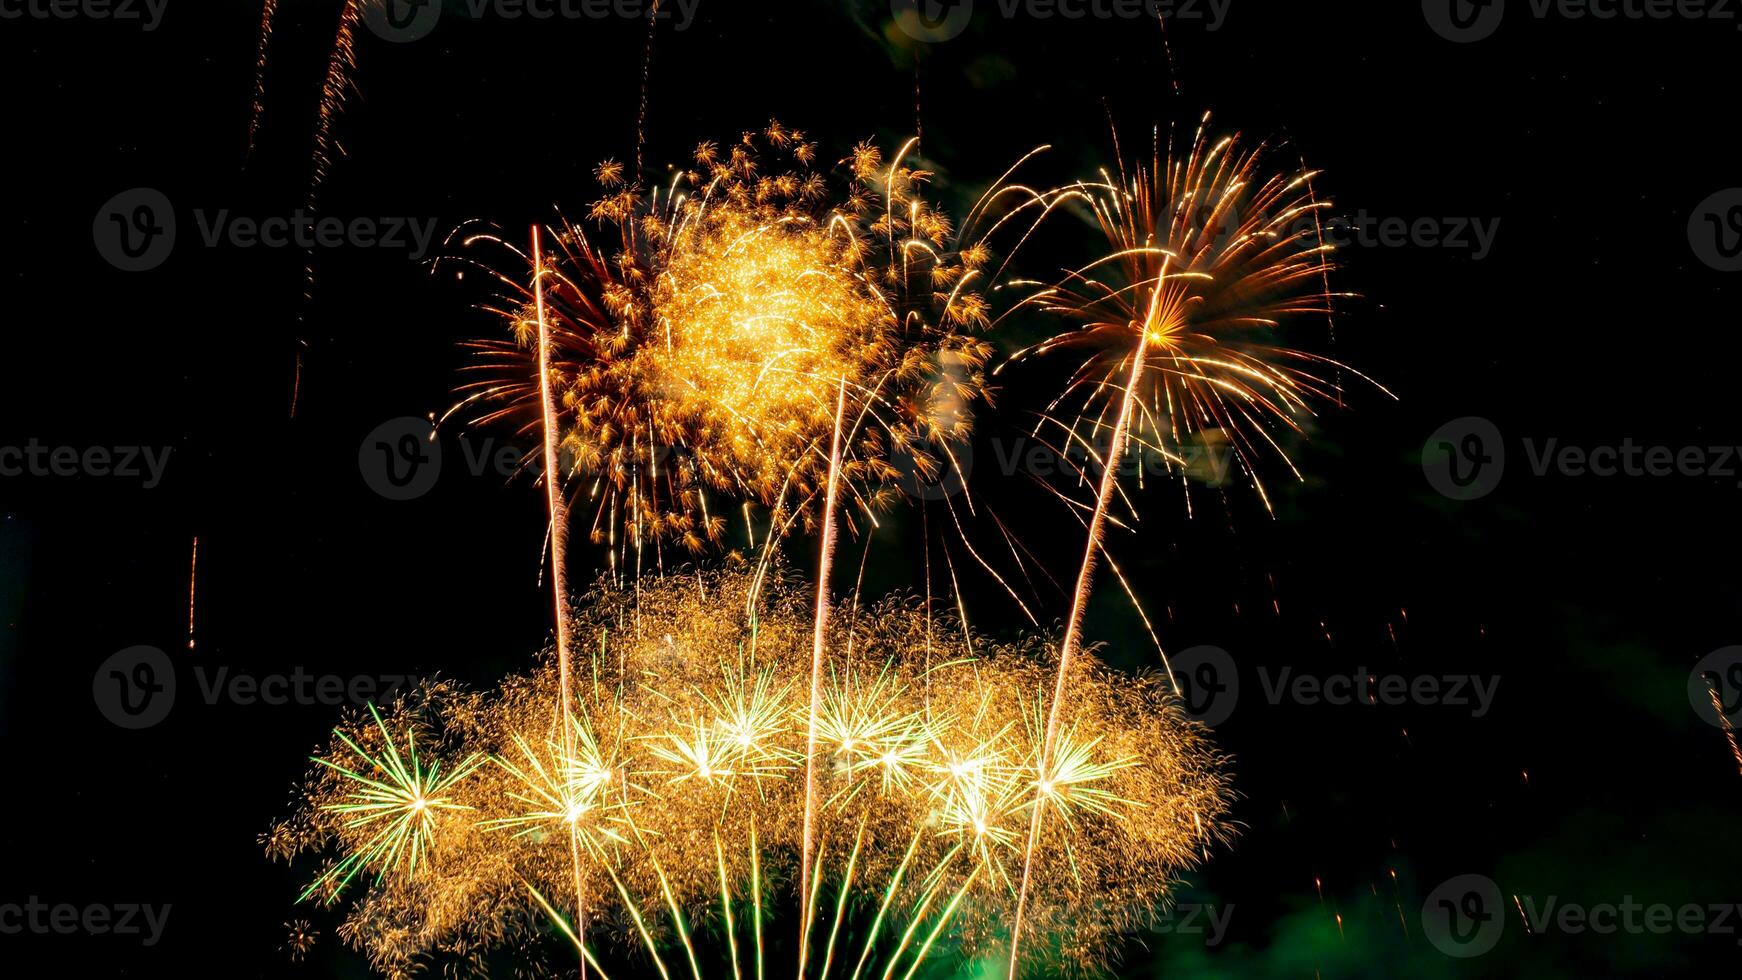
(3, 0, 1740, 975)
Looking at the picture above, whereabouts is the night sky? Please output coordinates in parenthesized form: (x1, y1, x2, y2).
(3, 0, 1741, 976)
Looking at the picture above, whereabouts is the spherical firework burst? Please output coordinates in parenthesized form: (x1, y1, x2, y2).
(267, 567, 1232, 978)
(444, 124, 1025, 561)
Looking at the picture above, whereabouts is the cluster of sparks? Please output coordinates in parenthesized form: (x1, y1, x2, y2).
(268, 569, 1232, 978)
(255, 112, 1385, 976)
(441, 126, 1036, 568)
(253, 11, 1387, 970)
(1001, 113, 1391, 518)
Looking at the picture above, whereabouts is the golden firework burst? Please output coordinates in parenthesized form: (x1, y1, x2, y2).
(270, 568, 1231, 977)
(443, 124, 1036, 564)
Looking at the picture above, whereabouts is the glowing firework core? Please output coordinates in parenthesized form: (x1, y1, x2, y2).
(644, 207, 892, 501)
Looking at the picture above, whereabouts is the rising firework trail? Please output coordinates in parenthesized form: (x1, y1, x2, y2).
(798, 377, 848, 976)
(999, 115, 1389, 975)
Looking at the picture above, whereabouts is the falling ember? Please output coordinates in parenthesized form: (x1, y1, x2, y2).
(1706, 683, 1742, 777)
(247, 0, 277, 158)
(187, 535, 198, 651)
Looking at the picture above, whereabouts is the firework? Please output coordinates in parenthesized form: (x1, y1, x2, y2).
(296, 702, 485, 905)
(282, 918, 318, 962)
(999, 115, 1391, 974)
(442, 125, 1042, 568)
(269, 568, 1231, 977)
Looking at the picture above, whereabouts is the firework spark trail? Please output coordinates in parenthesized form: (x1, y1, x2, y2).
(285, 0, 362, 417)
(636, 0, 662, 183)
(532, 223, 590, 971)
(247, 0, 278, 158)
(1007, 330, 1150, 978)
(531, 225, 575, 724)
(1708, 683, 1742, 777)
(800, 377, 850, 976)
(187, 535, 198, 650)
(993, 117, 1386, 974)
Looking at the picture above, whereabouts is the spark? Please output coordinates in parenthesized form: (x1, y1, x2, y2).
(186, 535, 197, 650)
(1002, 115, 1388, 976)
(298, 703, 483, 904)
(272, 569, 1230, 975)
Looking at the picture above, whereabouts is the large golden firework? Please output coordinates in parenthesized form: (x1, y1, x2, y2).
(443, 125, 1022, 563)
(268, 568, 1232, 978)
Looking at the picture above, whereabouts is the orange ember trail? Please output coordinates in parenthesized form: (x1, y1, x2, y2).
(531, 225, 574, 724)
(532, 224, 586, 970)
(798, 376, 849, 976)
(1709, 685, 1742, 777)
(1008, 322, 1152, 980)
(187, 535, 198, 650)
